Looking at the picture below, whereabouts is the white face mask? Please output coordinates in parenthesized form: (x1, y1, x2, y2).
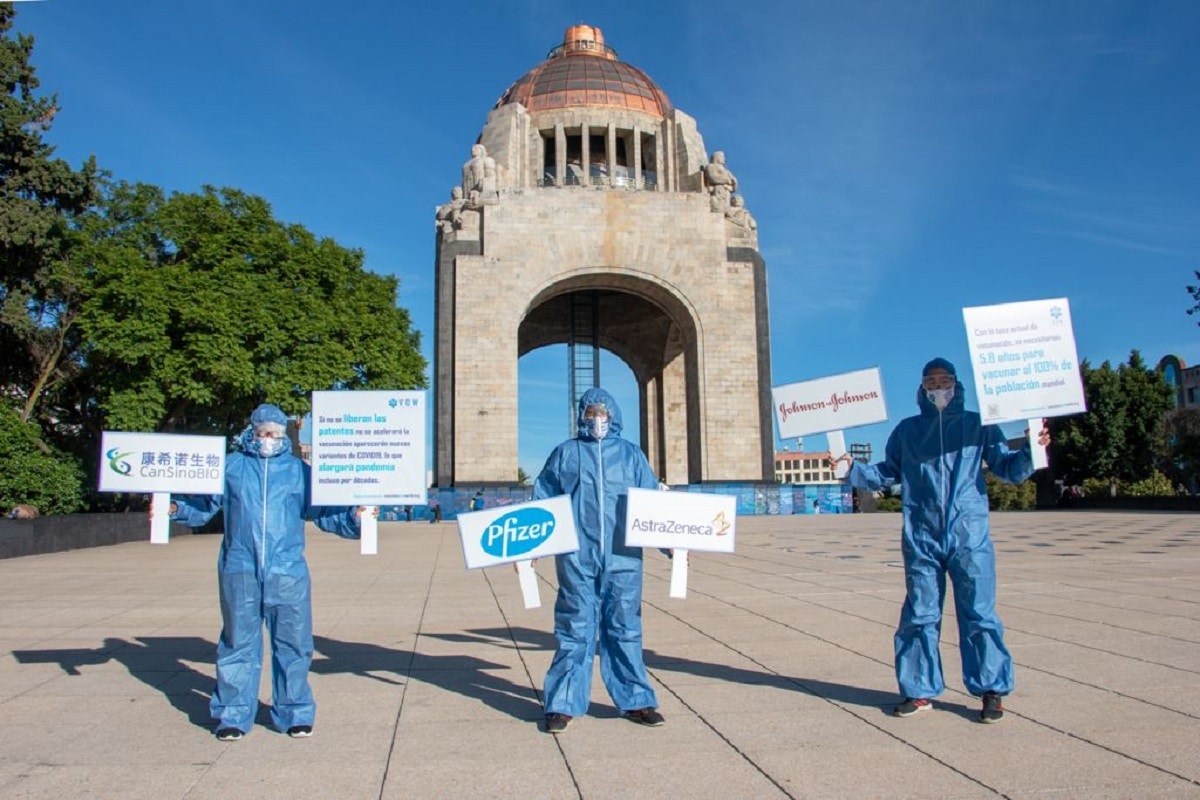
(926, 387, 954, 411)
(255, 435, 287, 457)
(587, 417, 610, 440)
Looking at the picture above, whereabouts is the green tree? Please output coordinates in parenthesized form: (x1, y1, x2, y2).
(0, 5, 96, 423)
(1159, 407, 1200, 492)
(1049, 359, 1124, 486)
(1049, 351, 1173, 491)
(74, 184, 426, 436)
(1116, 350, 1174, 482)
(0, 402, 85, 514)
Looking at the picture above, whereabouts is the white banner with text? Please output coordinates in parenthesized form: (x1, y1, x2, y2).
(311, 390, 427, 506)
(456, 495, 580, 570)
(962, 298, 1087, 425)
(772, 367, 889, 439)
(624, 488, 737, 553)
(98, 431, 226, 495)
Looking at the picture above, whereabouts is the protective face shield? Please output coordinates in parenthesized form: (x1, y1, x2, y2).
(583, 403, 610, 440)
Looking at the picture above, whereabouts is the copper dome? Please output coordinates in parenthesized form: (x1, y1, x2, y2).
(495, 25, 672, 117)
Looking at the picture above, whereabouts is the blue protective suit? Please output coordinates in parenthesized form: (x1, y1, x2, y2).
(533, 387, 661, 717)
(172, 405, 360, 733)
(846, 359, 1034, 700)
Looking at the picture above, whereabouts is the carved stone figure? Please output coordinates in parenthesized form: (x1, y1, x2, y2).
(462, 143, 499, 206)
(725, 194, 757, 231)
(436, 186, 467, 234)
(703, 150, 738, 212)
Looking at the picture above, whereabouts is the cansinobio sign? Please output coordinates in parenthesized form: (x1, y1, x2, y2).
(624, 488, 737, 553)
(457, 495, 579, 569)
(98, 431, 226, 495)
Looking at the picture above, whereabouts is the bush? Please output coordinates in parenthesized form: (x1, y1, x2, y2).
(1081, 476, 1121, 498)
(1125, 471, 1175, 497)
(875, 496, 902, 513)
(985, 472, 1037, 510)
(0, 404, 87, 515)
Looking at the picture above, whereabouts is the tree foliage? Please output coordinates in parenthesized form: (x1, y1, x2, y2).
(74, 183, 426, 436)
(1188, 270, 1200, 324)
(1048, 351, 1173, 488)
(1158, 407, 1200, 491)
(0, 6, 96, 423)
(0, 6, 427, 513)
(0, 402, 85, 515)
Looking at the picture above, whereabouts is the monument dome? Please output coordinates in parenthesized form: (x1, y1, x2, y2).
(495, 25, 672, 117)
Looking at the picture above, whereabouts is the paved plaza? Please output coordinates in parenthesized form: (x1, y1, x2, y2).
(1, 511, 1198, 799)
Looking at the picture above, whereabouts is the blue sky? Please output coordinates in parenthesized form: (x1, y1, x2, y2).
(14, 1, 1200, 480)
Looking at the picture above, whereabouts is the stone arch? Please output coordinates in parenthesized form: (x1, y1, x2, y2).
(517, 268, 704, 483)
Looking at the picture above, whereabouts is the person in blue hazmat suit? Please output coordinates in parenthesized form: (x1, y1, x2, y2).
(832, 359, 1050, 724)
(533, 387, 665, 734)
(167, 404, 369, 741)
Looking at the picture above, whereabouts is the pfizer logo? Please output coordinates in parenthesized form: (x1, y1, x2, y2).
(480, 508, 557, 559)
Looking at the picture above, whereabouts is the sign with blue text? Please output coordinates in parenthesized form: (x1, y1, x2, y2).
(962, 298, 1087, 425)
(624, 488, 737, 553)
(457, 495, 579, 569)
(98, 431, 226, 495)
(311, 390, 427, 506)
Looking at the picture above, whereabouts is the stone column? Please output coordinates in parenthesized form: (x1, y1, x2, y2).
(662, 327, 689, 484)
(555, 123, 566, 187)
(581, 123, 589, 187)
(607, 123, 617, 188)
(633, 126, 642, 190)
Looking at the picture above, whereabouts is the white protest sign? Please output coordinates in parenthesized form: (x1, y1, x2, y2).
(98, 431, 227, 545)
(311, 390, 427, 507)
(456, 495, 580, 609)
(625, 488, 737, 599)
(99, 432, 227, 494)
(963, 298, 1086, 469)
(772, 368, 888, 478)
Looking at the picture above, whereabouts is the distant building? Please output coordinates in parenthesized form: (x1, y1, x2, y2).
(774, 451, 838, 485)
(1158, 355, 1200, 408)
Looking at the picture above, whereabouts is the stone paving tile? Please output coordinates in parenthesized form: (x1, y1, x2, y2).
(1, 512, 1199, 799)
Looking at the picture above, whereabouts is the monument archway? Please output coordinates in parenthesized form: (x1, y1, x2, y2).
(432, 25, 773, 487)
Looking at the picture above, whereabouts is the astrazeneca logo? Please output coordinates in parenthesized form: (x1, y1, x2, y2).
(480, 507, 557, 559)
(631, 510, 731, 537)
(106, 447, 133, 476)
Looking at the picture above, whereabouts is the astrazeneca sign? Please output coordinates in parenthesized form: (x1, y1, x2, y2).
(624, 488, 737, 553)
(456, 495, 579, 569)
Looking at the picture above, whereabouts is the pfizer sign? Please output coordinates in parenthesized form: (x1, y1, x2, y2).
(457, 495, 579, 569)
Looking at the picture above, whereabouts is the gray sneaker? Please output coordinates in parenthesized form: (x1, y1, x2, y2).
(980, 692, 1004, 724)
(893, 698, 932, 717)
(624, 707, 665, 727)
(544, 714, 571, 734)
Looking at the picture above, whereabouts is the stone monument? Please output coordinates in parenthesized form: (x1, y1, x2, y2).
(433, 24, 773, 486)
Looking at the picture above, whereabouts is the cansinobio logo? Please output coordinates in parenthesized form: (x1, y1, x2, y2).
(106, 447, 133, 476)
(480, 508, 557, 559)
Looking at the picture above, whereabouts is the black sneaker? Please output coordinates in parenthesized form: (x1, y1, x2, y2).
(893, 697, 933, 717)
(287, 725, 314, 738)
(980, 692, 1004, 724)
(544, 713, 571, 734)
(216, 727, 244, 741)
(624, 707, 665, 727)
